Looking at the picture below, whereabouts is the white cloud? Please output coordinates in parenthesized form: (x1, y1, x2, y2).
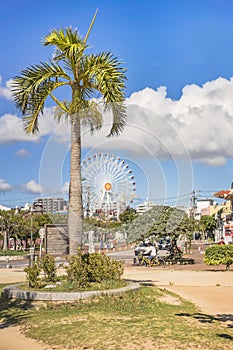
(0, 178, 12, 192)
(0, 107, 63, 144)
(0, 77, 13, 100)
(21, 180, 42, 194)
(81, 77, 233, 166)
(0, 114, 39, 144)
(15, 148, 31, 158)
(2, 76, 233, 167)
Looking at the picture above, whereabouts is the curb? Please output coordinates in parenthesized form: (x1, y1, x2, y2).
(3, 282, 141, 301)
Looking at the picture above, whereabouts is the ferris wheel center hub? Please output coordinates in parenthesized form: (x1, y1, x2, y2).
(104, 182, 112, 191)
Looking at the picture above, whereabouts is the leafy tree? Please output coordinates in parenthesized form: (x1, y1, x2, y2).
(11, 11, 127, 255)
(198, 215, 216, 240)
(33, 213, 53, 227)
(49, 213, 67, 225)
(0, 210, 14, 250)
(127, 206, 195, 254)
(204, 244, 233, 270)
(85, 217, 121, 229)
(119, 207, 138, 223)
(0, 210, 30, 250)
(0, 210, 52, 251)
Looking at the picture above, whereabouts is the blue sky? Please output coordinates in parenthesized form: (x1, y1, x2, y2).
(1, 0, 233, 209)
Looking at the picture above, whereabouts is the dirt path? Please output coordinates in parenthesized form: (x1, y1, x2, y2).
(1, 265, 233, 349)
(123, 266, 233, 315)
(0, 326, 48, 350)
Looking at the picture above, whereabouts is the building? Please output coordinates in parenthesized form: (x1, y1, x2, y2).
(33, 197, 68, 213)
(0, 204, 11, 211)
(136, 201, 156, 215)
(214, 184, 233, 243)
(192, 198, 214, 220)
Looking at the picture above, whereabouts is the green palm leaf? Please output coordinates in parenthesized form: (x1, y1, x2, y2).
(12, 61, 70, 133)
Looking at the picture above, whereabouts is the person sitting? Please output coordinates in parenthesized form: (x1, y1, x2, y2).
(147, 244, 157, 266)
(218, 237, 225, 245)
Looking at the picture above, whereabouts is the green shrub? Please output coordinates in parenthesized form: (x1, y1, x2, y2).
(65, 252, 124, 287)
(24, 261, 42, 288)
(86, 253, 124, 282)
(24, 252, 124, 289)
(204, 244, 233, 270)
(65, 254, 90, 287)
(40, 254, 57, 282)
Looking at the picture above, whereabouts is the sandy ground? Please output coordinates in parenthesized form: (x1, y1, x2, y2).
(1, 259, 233, 349)
(123, 267, 233, 315)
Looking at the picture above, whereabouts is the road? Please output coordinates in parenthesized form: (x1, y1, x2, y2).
(0, 248, 136, 269)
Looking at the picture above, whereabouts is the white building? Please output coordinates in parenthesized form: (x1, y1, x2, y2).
(33, 197, 67, 213)
(136, 201, 156, 215)
(0, 204, 11, 211)
(193, 199, 214, 220)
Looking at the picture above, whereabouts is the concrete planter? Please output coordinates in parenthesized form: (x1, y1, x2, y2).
(3, 282, 140, 301)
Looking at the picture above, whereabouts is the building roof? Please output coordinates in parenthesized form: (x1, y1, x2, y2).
(214, 189, 233, 200)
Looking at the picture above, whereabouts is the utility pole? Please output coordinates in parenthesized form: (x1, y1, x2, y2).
(190, 189, 199, 218)
(86, 186, 90, 218)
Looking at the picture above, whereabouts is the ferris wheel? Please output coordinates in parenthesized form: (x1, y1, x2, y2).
(81, 153, 136, 216)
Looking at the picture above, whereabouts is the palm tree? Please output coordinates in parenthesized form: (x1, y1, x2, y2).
(11, 11, 127, 255)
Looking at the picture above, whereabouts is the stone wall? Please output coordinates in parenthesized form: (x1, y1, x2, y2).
(45, 224, 68, 256)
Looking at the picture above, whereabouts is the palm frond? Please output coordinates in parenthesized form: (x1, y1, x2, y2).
(54, 101, 71, 123)
(106, 102, 127, 136)
(81, 52, 127, 135)
(83, 53, 126, 99)
(22, 80, 65, 134)
(11, 62, 70, 134)
(84, 9, 98, 44)
(79, 100, 103, 133)
(43, 28, 87, 70)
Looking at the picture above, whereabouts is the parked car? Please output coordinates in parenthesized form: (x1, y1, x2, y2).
(158, 238, 171, 250)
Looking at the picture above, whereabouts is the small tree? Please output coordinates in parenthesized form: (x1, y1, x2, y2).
(198, 215, 216, 240)
(204, 244, 233, 270)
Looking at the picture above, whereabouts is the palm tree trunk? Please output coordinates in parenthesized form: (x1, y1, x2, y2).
(68, 114, 83, 255)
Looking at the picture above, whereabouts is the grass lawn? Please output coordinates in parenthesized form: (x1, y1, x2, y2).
(0, 283, 233, 349)
(0, 250, 27, 256)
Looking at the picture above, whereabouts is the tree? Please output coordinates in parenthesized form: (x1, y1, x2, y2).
(127, 206, 189, 240)
(0, 210, 13, 250)
(204, 244, 233, 270)
(119, 207, 138, 224)
(11, 11, 127, 255)
(127, 205, 195, 255)
(198, 215, 216, 240)
(0, 210, 50, 251)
